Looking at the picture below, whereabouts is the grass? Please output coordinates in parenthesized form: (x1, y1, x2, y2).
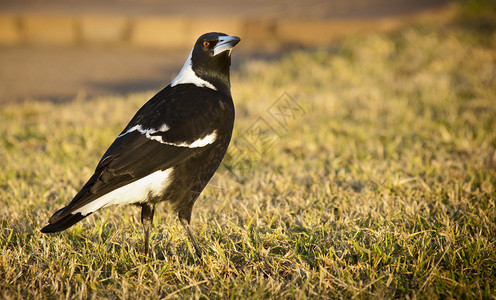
(1, 3, 496, 299)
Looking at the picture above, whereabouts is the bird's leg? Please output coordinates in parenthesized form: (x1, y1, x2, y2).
(178, 211, 202, 259)
(141, 203, 155, 256)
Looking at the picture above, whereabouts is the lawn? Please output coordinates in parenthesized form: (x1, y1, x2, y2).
(1, 2, 495, 299)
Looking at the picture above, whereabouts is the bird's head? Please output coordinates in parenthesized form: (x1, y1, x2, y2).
(171, 32, 241, 95)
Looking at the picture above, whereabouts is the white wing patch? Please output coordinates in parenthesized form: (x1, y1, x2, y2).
(170, 50, 217, 90)
(157, 123, 170, 132)
(118, 124, 170, 143)
(72, 168, 173, 216)
(168, 131, 217, 148)
(118, 124, 217, 148)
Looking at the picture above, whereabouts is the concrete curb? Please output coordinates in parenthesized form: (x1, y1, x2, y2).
(0, 8, 454, 49)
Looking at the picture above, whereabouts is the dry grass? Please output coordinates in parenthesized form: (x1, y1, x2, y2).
(1, 3, 496, 298)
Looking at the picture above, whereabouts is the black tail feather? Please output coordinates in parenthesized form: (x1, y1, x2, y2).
(41, 212, 90, 233)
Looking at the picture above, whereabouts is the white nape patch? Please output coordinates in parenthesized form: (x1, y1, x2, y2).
(170, 50, 217, 90)
(72, 168, 173, 216)
(119, 124, 217, 148)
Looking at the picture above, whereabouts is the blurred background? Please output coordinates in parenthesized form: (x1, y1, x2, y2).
(0, 0, 450, 103)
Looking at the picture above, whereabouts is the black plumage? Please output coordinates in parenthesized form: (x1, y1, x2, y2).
(41, 32, 241, 258)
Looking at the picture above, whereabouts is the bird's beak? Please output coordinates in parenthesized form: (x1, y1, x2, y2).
(213, 35, 241, 56)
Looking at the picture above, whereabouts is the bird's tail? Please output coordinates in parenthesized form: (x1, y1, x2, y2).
(40, 207, 90, 233)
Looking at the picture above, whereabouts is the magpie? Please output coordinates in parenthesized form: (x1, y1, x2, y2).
(41, 32, 241, 258)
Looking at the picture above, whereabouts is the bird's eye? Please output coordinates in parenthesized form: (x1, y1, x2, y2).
(203, 41, 210, 47)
